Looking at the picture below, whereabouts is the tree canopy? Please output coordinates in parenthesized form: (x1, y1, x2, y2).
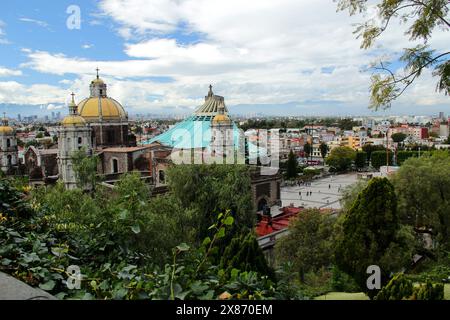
(276, 208, 336, 281)
(335, 177, 415, 298)
(337, 0, 449, 109)
(391, 150, 450, 253)
(325, 146, 356, 171)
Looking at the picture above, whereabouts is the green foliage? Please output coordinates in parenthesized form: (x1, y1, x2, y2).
(391, 132, 407, 143)
(335, 178, 415, 299)
(339, 180, 369, 212)
(330, 266, 360, 293)
(276, 209, 336, 281)
(325, 146, 356, 172)
(362, 144, 385, 161)
(412, 281, 444, 300)
(375, 274, 444, 300)
(355, 151, 367, 169)
(396, 150, 419, 165)
(166, 164, 255, 244)
(286, 150, 298, 179)
(220, 232, 274, 280)
(337, 0, 450, 109)
(0, 178, 32, 219)
(370, 150, 393, 169)
(319, 142, 329, 159)
(71, 148, 99, 190)
(303, 142, 312, 158)
(375, 274, 414, 300)
(0, 182, 296, 300)
(25, 140, 41, 148)
(392, 151, 450, 252)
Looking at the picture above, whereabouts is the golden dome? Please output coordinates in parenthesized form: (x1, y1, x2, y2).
(61, 115, 87, 127)
(0, 115, 13, 134)
(0, 126, 14, 134)
(78, 97, 127, 121)
(91, 77, 105, 85)
(212, 114, 231, 124)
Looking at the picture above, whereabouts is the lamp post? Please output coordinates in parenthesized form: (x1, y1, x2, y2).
(386, 127, 389, 173)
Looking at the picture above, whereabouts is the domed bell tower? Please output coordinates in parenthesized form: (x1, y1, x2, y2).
(58, 93, 93, 189)
(90, 68, 107, 98)
(0, 113, 18, 173)
(210, 86, 234, 163)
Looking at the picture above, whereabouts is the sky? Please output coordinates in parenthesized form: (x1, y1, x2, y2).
(0, 0, 448, 117)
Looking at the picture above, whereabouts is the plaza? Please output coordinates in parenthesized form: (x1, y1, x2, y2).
(280, 173, 359, 210)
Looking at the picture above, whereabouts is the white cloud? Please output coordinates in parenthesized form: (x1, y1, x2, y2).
(0, 20, 9, 44)
(19, 17, 49, 28)
(0, 67, 22, 77)
(82, 44, 94, 49)
(11, 0, 450, 114)
(46, 103, 64, 110)
(0, 81, 68, 105)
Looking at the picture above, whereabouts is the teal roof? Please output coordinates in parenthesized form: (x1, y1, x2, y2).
(145, 115, 239, 149)
(144, 115, 265, 157)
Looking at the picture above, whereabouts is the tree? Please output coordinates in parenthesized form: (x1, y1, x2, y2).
(276, 208, 336, 282)
(325, 146, 356, 171)
(71, 148, 99, 190)
(362, 144, 385, 162)
(446, 135, 450, 144)
(220, 232, 274, 280)
(286, 150, 298, 179)
(166, 164, 255, 244)
(337, 0, 449, 110)
(319, 142, 329, 159)
(335, 178, 414, 299)
(391, 151, 450, 253)
(355, 151, 367, 169)
(391, 132, 407, 143)
(396, 150, 419, 165)
(370, 150, 393, 169)
(303, 142, 312, 158)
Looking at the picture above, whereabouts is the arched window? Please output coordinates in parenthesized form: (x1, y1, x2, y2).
(7, 155, 12, 166)
(257, 198, 268, 212)
(159, 170, 165, 183)
(112, 158, 119, 173)
(6, 139, 10, 148)
(78, 137, 82, 144)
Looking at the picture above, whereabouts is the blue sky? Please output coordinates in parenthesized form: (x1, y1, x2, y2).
(0, 0, 448, 117)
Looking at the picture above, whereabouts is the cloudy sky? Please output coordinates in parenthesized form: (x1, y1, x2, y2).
(0, 0, 448, 117)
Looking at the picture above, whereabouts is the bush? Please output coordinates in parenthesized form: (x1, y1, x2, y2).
(370, 150, 393, 169)
(375, 274, 444, 300)
(397, 151, 419, 165)
(355, 151, 367, 169)
(411, 281, 444, 300)
(330, 266, 360, 292)
(375, 274, 413, 300)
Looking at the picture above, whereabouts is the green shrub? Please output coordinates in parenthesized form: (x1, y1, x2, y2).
(411, 281, 444, 300)
(375, 274, 413, 300)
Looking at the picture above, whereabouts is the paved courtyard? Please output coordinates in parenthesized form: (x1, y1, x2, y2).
(280, 173, 358, 210)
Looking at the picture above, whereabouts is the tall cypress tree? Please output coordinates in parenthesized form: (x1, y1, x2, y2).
(220, 232, 274, 280)
(335, 177, 409, 299)
(286, 150, 298, 179)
